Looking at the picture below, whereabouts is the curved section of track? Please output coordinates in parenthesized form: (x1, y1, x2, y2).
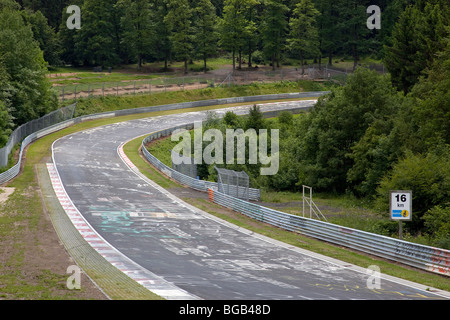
(51, 101, 448, 300)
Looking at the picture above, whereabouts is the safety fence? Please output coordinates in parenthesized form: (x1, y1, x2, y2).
(0, 108, 78, 184)
(0, 104, 76, 168)
(208, 188, 449, 276)
(0, 92, 326, 185)
(141, 125, 261, 201)
(55, 66, 350, 102)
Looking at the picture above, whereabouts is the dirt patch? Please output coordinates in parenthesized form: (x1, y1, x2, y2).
(47, 73, 78, 78)
(0, 187, 15, 204)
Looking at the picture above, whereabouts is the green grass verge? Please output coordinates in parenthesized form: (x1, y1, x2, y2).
(124, 135, 450, 293)
(66, 80, 332, 116)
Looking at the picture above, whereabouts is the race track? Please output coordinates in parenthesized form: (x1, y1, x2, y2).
(50, 101, 448, 300)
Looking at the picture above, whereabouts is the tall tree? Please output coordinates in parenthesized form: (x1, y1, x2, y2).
(288, 0, 320, 74)
(0, 60, 13, 147)
(152, 0, 172, 71)
(193, 0, 218, 72)
(117, 0, 154, 69)
(21, 9, 61, 66)
(336, 0, 370, 70)
(313, 0, 340, 67)
(242, 0, 260, 68)
(384, 1, 449, 93)
(165, 0, 194, 74)
(74, 0, 124, 67)
(261, 0, 288, 70)
(17, 0, 71, 31)
(298, 68, 396, 193)
(218, 0, 248, 70)
(0, 0, 57, 125)
(57, 0, 83, 66)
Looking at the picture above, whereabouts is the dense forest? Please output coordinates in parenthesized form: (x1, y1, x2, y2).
(0, 0, 449, 245)
(13, 0, 433, 72)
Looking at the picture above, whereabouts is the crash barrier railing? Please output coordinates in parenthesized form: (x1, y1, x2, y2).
(208, 188, 449, 277)
(0, 91, 328, 185)
(141, 125, 262, 201)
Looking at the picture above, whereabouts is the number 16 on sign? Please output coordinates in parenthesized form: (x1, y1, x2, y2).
(389, 190, 412, 240)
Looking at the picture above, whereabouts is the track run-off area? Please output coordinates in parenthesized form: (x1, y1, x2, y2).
(48, 100, 449, 301)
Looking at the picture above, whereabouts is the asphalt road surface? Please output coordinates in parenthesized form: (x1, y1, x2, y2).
(51, 101, 448, 300)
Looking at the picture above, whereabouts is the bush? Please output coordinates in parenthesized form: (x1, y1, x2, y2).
(423, 205, 450, 249)
(277, 110, 294, 126)
(374, 146, 450, 234)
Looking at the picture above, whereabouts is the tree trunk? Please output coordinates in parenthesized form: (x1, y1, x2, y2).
(238, 50, 242, 69)
(203, 55, 207, 73)
(184, 58, 188, 74)
(232, 49, 235, 70)
(300, 51, 304, 75)
(138, 54, 142, 70)
(248, 41, 253, 68)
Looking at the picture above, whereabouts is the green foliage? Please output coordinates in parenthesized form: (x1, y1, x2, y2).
(384, 1, 449, 93)
(245, 105, 265, 131)
(21, 9, 61, 66)
(335, 0, 371, 70)
(116, 0, 154, 69)
(14, 0, 433, 73)
(374, 147, 450, 234)
(74, 0, 123, 67)
(408, 27, 450, 150)
(164, 0, 194, 74)
(152, 0, 172, 70)
(277, 110, 293, 126)
(223, 111, 243, 127)
(298, 68, 397, 192)
(0, 59, 13, 146)
(0, 2, 57, 126)
(218, 0, 248, 69)
(193, 0, 218, 72)
(288, 0, 320, 73)
(57, 1, 83, 66)
(261, 0, 289, 70)
(0, 100, 12, 147)
(422, 205, 450, 249)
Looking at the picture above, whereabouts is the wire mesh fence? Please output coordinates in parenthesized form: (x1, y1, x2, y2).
(55, 65, 367, 102)
(215, 166, 250, 201)
(0, 103, 76, 168)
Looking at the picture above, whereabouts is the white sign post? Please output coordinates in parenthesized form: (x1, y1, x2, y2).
(389, 190, 412, 240)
